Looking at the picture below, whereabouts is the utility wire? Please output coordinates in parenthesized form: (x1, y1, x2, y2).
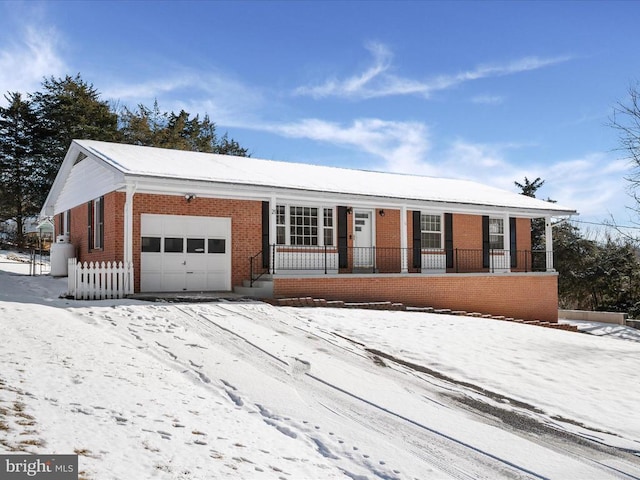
(571, 218, 640, 231)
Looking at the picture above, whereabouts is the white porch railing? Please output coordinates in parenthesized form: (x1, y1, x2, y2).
(68, 258, 134, 300)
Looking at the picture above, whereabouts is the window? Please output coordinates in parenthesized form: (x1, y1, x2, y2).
(489, 218, 504, 249)
(208, 238, 226, 253)
(141, 237, 161, 252)
(88, 197, 104, 250)
(420, 214, 442, 249)
(323, 208, 334, 246)
(94, 198, 103, 249)
(290, 206, 318, 246)
(355, 212, 367, 232)
(59, 210, 71, 237)
(276, 205, 286, 245)
(164, 237, 183, 253)
(187, 238, 205, 253)
(276, 205, 335, 246)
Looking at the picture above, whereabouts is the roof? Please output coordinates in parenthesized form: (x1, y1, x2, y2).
(44, 140, 577, 217)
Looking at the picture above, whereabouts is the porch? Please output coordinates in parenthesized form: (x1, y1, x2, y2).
(251, 245, 554, 281)
(244, 245, 559, 322)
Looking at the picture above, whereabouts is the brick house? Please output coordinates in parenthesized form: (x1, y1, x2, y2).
(41, 140, 577, 321)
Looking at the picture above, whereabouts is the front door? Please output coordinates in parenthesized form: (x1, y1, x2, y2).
(353, 210, 373, 268)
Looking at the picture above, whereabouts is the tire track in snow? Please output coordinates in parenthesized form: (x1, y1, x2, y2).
(174, 304, 547, 480)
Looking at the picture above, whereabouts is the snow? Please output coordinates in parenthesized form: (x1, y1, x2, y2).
(76, 140, 576, 216)
(1, 251, 639, 479)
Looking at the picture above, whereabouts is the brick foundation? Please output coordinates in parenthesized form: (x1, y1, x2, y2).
(273, 273, 558, 322)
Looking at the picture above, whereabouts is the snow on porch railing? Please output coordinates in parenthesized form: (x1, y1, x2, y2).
(67, 258, 134, 300)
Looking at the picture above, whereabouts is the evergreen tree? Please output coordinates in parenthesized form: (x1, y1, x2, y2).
(514, 177, 545, 198)
(515, 177, 548, 268)
(119, 101, 248, 156)
(30, 74, 120, 190)
(0, 93, 42, 247)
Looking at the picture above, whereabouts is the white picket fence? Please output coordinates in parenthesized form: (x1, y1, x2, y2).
(68, 258, 134, 300)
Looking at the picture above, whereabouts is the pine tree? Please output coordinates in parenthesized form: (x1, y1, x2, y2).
(31, 74, 120, 190)
(119, 101, 248, 156)
(0, 93, 42, 247)
(514, 177, 548, 268)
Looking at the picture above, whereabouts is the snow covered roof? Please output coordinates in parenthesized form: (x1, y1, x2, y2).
(48, 140, 577, 217)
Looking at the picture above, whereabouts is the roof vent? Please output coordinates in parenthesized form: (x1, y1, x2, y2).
(73, 152, 87, 165)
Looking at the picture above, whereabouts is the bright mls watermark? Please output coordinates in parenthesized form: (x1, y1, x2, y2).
(0, 455, 77, 479)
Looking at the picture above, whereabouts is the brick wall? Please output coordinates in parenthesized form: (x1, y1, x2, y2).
(452, 213, 483, 250)
(514, 217, 532, 272)
(58, 191, 125, 265)
(375, 208, 401, 272)
(274, 273, 558, 322)
(131, 194, 262, 291)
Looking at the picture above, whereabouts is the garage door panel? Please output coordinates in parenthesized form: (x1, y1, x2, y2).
(185, 272, 207, 291)
(141, 274, 162, 292)
(162, 273, 187, 292)
(206, 274, 229, 291)
(142, 215, 164, 236)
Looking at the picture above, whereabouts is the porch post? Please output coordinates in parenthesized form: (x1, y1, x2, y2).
(123, 183, 136, 265)
(400, 206, 408, 273)
(269, 195, 277, 273)
(503, 212, 511, 273)
(545, 216, 554, 271)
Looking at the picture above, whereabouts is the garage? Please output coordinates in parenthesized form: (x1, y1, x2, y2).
(140, 214, 231, 292)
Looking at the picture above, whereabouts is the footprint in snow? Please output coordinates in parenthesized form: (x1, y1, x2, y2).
(195, 371, 211, 384)
(290, 358, 310, 376)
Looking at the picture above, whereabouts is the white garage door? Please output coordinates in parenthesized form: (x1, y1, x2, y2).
(140, 214, 231, 292)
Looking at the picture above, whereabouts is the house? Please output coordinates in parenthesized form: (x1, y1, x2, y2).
(41, 140, 577, 321)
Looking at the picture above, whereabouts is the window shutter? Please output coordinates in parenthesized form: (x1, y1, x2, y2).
(510, 217, 517, 268)
(87, 201, 94, 251)
(261, 201, 270, 268)
(412, 211, 421, 269)
(444, 213, 453, 269)
(482, 215, 490, 268)
(337, 206, 348, 268)
(58, 214, 63, 237)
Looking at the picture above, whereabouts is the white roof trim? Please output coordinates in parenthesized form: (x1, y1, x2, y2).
(43, 140, 578, 218)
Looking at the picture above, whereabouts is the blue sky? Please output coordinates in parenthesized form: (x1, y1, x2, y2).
(1, 0, 639, 232)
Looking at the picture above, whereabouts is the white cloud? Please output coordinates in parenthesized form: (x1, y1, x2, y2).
(102, 70, 264, 126)
(250, 115, 624, 223)
(471, 94, 505, 105)
(263, 117, 431, 171)
(0, 25, 66, 100)
(295, 43, 570, 100)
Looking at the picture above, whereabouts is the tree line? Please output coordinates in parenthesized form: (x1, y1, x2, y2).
(0, 74, 248, 247)
(516, 177, 640, 318)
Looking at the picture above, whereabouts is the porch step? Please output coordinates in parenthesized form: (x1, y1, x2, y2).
(272, 296, 581, 333)
(233, 279, 274, 298)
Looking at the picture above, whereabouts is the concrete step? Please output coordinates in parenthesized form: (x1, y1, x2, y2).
(242, 279, 273, 288)
(234, 280, 274, 298)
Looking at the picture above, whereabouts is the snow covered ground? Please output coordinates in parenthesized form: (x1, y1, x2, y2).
(1, 251, 639, 480)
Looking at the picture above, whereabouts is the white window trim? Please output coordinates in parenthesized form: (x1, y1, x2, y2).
(489, 217, 505, 250)
(63, 210, 71, 236)
(275, 204, 336, 247)
(420, 213, 443, 250)
(93, 197, 104, 250)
